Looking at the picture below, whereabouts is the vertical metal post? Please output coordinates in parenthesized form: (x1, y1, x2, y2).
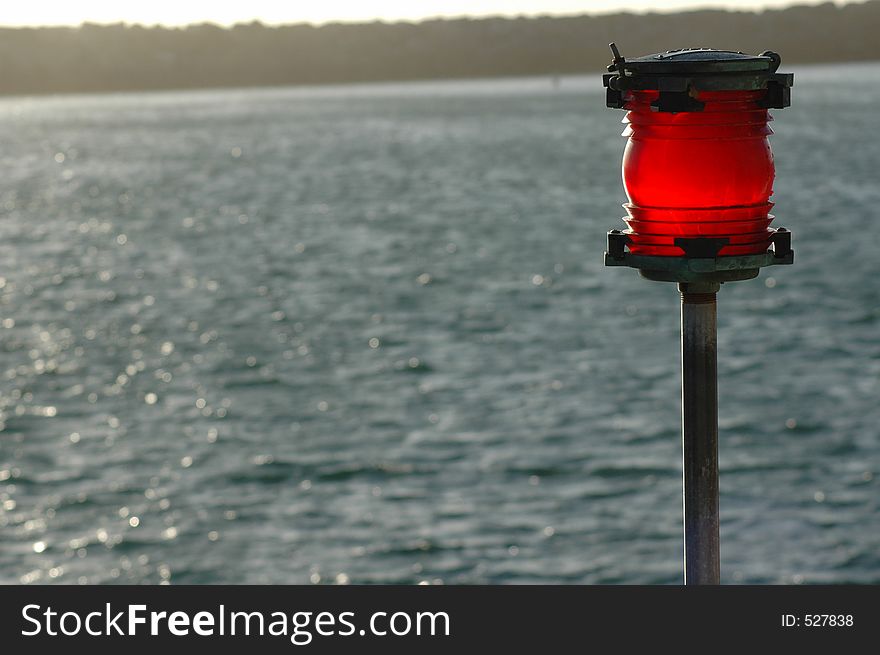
(679, 281, 721, 585)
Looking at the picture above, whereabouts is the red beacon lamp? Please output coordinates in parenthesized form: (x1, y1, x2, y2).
(602, 45, 794, 584)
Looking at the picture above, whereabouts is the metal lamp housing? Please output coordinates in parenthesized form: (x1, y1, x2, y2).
(603, 46, 794, 283)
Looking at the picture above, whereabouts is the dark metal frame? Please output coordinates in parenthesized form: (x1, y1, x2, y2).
(604, 227, 793, 283)
(602, 43, 793, 112)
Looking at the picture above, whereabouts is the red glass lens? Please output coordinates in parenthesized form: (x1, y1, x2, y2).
(620, 89, 776, 256)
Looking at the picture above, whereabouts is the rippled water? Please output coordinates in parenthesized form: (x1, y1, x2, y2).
(1, 64, 879, 585)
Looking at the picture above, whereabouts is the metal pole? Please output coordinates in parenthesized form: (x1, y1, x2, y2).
(679, 281, 721, 585)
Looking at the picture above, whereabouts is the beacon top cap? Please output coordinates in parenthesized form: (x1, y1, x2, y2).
(603, 43, 793, 112)
(619, 48, 780, 74)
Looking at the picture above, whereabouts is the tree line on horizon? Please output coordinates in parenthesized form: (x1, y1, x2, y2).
(1, 1, 878, 95)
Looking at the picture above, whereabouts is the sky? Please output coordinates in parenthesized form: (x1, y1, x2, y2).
(0, 0, 849, 27)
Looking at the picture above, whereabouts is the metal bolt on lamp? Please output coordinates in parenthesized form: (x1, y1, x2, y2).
(602, 44, 794, 584)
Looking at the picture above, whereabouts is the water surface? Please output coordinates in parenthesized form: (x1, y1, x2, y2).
(1, 64, 878, 584)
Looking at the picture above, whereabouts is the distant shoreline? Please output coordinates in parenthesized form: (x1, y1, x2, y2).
(1, 1, 878, 97)
(3, 61, 880, 102)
